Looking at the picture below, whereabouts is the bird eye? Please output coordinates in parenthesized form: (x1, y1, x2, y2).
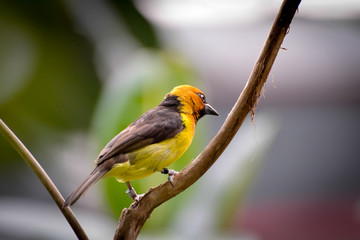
(197, 93, 206, 103)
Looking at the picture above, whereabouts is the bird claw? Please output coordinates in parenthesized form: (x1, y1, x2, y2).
(161, 168, 178, 186)
(134, 194, 144, 202)
(126, 187, 143, 202)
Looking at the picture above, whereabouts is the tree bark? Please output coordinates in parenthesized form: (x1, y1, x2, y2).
(114, 0, 302, 239)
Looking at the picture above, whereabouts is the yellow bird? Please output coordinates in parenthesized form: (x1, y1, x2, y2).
(63, 85, 218, 207)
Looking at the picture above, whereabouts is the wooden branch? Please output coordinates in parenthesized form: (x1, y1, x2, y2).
(114, 0, 302, 239)
(0, 119, 89, 240)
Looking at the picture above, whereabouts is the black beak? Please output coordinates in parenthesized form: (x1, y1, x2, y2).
(204, 103, 219, 116)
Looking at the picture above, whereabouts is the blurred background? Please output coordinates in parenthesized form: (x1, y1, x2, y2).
(1, 0, 360, 239)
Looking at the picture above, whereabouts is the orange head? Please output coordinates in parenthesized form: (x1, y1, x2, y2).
(161, 85, 219, 122)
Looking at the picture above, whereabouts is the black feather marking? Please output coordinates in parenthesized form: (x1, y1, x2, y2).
(159, 94, 181, 109)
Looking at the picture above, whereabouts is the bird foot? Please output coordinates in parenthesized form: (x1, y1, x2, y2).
(126, 187, 143, 202)
(161, 168, 179, 186)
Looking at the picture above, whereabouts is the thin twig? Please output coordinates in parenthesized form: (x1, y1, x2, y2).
(0, 119, 89, 240)
(114, 0, 302, 239)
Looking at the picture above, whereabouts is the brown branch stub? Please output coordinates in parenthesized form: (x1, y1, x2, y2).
(114, 0, 301, 239)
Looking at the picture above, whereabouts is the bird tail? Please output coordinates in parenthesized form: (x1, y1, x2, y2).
(63, 167, 107, 208)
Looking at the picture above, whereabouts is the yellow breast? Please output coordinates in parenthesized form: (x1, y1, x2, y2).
(106, 113, 195, 182)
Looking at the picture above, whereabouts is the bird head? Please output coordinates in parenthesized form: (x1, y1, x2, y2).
(161, 85, 219, 122)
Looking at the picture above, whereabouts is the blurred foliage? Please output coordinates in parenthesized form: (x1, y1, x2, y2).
(0, 0, 101, 195)
(0, 0, 206, 235)
(110, 0, 159, 48)
(0, 0, 100, 140)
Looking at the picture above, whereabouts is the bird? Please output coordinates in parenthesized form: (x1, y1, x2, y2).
(63, 85, 218, 207)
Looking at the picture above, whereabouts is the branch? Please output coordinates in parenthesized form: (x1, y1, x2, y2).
(114, 0, 302, 239)
(0, 119, 89, 240)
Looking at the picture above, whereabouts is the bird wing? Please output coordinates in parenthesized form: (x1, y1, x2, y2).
(95, 106, 184, 165)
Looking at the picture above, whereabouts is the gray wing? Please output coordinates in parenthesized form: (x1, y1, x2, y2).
(95, 106, 184, 166)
